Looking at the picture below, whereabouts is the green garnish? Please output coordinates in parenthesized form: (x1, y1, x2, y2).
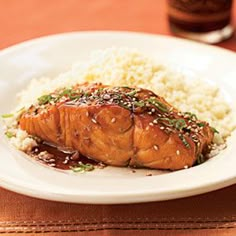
(5, 131, 15, 138)
(38, 94, 53, 105)
(197, 122, 205, 127)
(1, 113, 14, 118)
(97, 88, 104, 94)
(69, 94, 81, 100)
(174, 119, 187, 130)
(197, 154, 205, 165)
(60, 88, 72, 96)
(211, 127, 219, 134)
(120, 86, 132, 89)
(38, 88, 84, 104)
(178, 134, 190, 148)
(119, 103, 131, 110)
(147, 98, 169, 112)
(155, 117, 173, 127)
(115, 94, 122, 100)
(126, 90, 137, 97)
(60, 88, 83, 100)
(70, 162, 95, 173)
(17, 107, 25, 112)
(155, 118, 186, 130)
(17, 107, 26, 114)
(134, 101, 145, 107)
(84, 92, 90, 97)
(184, 112, 198, 120)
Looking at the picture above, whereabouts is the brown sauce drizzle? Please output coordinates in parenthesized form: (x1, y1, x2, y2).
(30, 142, 100, 170)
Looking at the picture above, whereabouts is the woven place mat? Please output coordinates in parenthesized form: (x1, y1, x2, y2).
(0, 184, 235, 234)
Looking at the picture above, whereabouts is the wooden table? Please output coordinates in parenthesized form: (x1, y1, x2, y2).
(0, 1, 236, 235)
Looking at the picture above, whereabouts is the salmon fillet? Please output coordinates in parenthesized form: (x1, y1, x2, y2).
(19, 83, 214, 170)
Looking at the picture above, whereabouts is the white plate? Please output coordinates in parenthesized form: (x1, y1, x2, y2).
(0, 31, 235, 204)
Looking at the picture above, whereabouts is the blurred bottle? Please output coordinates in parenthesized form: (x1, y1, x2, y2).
(167, 0, 234, 43)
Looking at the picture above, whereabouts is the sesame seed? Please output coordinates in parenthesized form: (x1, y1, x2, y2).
(132, 98, 136, 101)
(153, 119, 158, 124)
(103, 94, 110, 100)
(49, 163, 56, 167)
(63, 159, 69, 164)
(153, 145, 159, 151)
(160, 126, 165, 130)
(97, 162, 106, 169)
(151, 108, 155, 112)
(91, 118, 97, 124)
(146, 126, 150, 131)
(149, 122, 154, 126)
(148, 112, 152, 115)
(111, 118, 116, 123)
(184, 165, 188, 169)
(176, 150, 180, 155)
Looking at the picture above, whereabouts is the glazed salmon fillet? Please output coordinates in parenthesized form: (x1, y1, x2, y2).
(19, 83, 214, 170)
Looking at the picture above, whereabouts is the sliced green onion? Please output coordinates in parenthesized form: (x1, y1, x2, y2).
(17, 107, 25, 113)
(134, 101, 145, 107)
(70, 162, 94, 173)
(126, 90, 137, 97)
(5, 131, 15, 138)
(197, 122, 205, 127)
(147, 98, 169, 112)
(197, 154, 205, 165)
(1, 113, 14, 118)
(60, 88, 72, 96)
(174, 119, 187, 130)
(38, 94, 53, 105)
(156, 117, 173, 127)
(178, 134, 190, 149)
(211, 126, 219, 134)
(120, 86, 132, 89)
(184, 112, 198, 120)
(156, 118, 186, 130)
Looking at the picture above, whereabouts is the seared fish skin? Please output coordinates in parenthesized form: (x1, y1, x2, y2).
(19, 83, 214, 170)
